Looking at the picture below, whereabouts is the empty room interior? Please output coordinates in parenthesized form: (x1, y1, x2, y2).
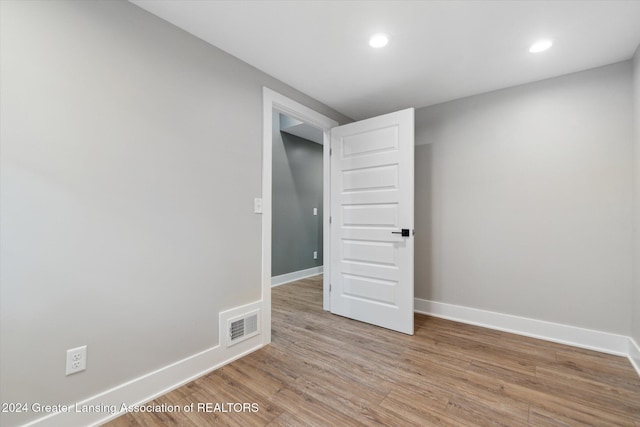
(1, 1, 640, 426)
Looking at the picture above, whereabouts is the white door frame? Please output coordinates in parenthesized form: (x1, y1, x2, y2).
(261, 87, 338, 344)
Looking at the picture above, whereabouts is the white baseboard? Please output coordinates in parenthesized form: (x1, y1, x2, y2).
(271, 266, 323, 287)
(21, 301, 264, 427)
(629, 337, 640, 378)
(14, 297, 639, 427)
(414, 298, 630, 357)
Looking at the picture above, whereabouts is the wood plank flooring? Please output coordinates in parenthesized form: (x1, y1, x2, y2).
(106, 275, 640, 426)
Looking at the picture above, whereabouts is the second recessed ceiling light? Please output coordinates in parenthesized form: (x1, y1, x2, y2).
(369, 33, 389, 48)
(529, 39, 553, 53)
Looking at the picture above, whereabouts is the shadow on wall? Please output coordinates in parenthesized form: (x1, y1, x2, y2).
(415, 144, 434, 300)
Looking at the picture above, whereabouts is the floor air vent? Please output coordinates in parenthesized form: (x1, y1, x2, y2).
(227, 309, 260, 347)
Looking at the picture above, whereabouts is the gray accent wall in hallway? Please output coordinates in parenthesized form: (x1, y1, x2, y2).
(272, 114, 323, 277)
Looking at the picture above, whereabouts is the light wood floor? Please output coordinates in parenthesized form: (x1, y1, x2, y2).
(107, 275, 640, 426)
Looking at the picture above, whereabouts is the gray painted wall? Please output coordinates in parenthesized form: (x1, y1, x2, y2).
(633, 46, 640, 344)
(272, 114, 324, 276)
(0, 1, 349, 426)
(414, 62, 634, 335)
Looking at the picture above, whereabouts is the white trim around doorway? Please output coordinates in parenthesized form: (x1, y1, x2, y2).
(261, 87, 338, 344)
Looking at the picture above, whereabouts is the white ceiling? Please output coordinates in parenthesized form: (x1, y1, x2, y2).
(131, 0, 640, 120)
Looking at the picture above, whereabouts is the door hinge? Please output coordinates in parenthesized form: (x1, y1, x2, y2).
(330, 283, 332, 292)
(329, 216, 332, 224)
(330, 148, 332, 156)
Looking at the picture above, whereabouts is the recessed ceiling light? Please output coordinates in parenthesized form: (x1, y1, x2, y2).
(369, 33, 389, 48)
(529, 39, 553, 53)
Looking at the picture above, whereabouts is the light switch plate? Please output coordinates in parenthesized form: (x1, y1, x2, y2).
(254, 198, 263, 214)
(313, 208, 317, 216)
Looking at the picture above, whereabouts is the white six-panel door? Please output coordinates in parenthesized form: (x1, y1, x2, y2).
(330, 108, 414, 335)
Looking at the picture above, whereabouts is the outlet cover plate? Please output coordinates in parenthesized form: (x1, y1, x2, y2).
(66, 345, 87, 375)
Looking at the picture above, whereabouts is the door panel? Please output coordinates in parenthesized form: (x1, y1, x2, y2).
(342, 204, 398, 228)
(330, 108, 414, 335)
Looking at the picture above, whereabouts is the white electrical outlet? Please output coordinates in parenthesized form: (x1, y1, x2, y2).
(66, 345, 87, 375)
(313, 251, 318, 259)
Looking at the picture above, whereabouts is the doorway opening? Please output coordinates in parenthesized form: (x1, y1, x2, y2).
(271, 113, 324, 285)
(262, 88, 415, 341)
(261, 88, 338, 344)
